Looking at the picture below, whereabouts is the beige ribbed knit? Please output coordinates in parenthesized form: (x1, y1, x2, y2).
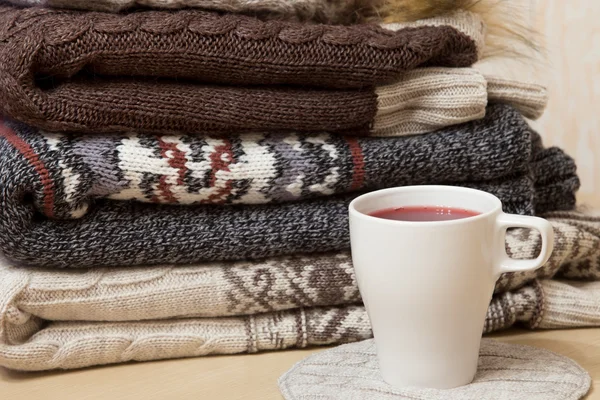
(279, 339, 591, 400)
(487, 76, 548, 120)
(372, 68, 547, 137)
(372, 11, 546, 137)
(0, 211, 598, 371)
(536, 280, 600, 329)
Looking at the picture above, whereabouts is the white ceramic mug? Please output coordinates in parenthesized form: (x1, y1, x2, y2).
(348, 186, 554, 390)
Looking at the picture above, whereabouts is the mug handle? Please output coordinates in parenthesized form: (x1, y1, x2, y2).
(494, 213, 554, 275)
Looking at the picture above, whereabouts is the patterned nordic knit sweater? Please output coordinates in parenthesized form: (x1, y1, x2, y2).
(0, 5, 485, 134)
(0, 105, 552, 212)
(0, 105, 580, 268)
(0, 211, 598, 371)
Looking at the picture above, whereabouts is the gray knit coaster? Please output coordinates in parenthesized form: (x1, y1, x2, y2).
(279, 339, 591, 400)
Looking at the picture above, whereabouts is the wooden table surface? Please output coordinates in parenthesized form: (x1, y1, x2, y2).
(0, 328, 598, 399)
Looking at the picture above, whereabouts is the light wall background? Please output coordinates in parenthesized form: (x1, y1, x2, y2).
(528, 0, 599, 207)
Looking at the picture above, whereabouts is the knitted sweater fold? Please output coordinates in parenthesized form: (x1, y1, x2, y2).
(0, 105, 541, 214)
(0, 6, 484, 134)
(0, 105, 580, 268)
(0, 63, 548, 136)
(0, 211, 598, 371)
(0, 0, 581, 376)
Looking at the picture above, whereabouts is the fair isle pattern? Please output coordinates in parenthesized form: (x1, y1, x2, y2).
(0, 106, 580, 268)
(0, 212, 599, 371)
(498, 211, 600, 291)
(0, 105, 577, 220)
(114, 133, 284, 205)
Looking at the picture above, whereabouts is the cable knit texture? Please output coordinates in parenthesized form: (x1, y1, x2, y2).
(0, 211, 598, 371)
(0, 5, 482, 134)
(0, 105, 580, 268)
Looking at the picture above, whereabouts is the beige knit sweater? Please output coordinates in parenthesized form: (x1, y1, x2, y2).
(0, 211, 598, 371)
(373, 69, 547, 136)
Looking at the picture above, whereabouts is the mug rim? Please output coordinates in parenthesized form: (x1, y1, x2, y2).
(349, 185, 502, 227)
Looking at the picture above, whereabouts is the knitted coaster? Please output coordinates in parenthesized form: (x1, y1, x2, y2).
(279, 339, 591, 400)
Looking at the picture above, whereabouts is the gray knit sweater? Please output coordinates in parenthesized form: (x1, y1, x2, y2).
(0, 106, 579, 268)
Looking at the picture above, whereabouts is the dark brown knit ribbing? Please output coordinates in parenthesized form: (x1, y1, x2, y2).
(0, 5, 478, 134)
(41, 79, 378, 134)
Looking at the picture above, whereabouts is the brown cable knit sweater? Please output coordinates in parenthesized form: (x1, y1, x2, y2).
(0, 6, 483, 134)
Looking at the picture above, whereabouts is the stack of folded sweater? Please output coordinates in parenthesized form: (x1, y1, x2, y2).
(0, 0, 592, 371)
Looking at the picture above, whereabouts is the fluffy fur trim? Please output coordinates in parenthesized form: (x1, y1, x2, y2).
(376, 0, 541, 60)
